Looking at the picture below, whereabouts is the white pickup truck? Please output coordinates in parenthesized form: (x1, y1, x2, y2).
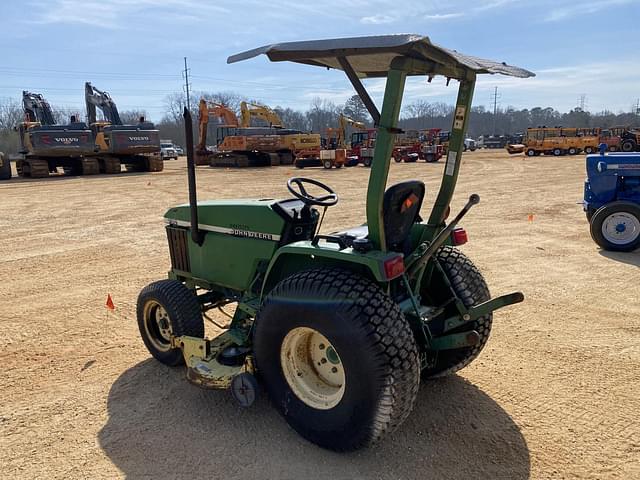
(160, 140, 178, 160)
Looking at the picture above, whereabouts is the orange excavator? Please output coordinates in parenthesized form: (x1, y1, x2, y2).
(195, 99, 280, 167)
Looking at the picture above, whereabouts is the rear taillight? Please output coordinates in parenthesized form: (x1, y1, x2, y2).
(451, 227, 468, 246)
(383, 255, 405, 279)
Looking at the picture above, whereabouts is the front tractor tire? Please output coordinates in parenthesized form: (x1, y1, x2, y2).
(136, 280, 204, 366)
(254, 269, 420, 451)
(589, 201, 640, 252)
(422, 246, 493, 378)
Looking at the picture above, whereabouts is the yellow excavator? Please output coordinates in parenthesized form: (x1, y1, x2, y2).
(196, 99, 281, 167)
(240, 101, 283, 128)
(331, 113, 365, 148)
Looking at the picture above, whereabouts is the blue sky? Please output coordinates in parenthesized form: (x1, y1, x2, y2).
(1, 0, 639, 121)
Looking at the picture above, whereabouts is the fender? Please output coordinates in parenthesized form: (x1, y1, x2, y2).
(260, 240, 400, 298)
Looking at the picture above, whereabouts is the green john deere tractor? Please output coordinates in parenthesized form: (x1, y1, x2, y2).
(137, 35, 534, 451)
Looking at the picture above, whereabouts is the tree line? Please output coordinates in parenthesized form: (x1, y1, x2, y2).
(1, 91, 638, 153)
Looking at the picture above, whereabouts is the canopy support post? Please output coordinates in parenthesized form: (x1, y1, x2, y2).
(338, 56, 381, 125)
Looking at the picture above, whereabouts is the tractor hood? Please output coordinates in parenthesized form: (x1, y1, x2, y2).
(164, 199, 286, 241)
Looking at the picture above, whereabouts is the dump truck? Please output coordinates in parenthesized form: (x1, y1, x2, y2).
(14, 91, 98, 178)
(85, 82, 162, 173)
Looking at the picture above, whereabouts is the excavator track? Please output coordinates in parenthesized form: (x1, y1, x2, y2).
(19, 159, 50, 178)
(101, 157, 121, 174)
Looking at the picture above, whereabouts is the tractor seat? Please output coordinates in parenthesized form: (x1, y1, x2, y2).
(332, 180, 425, 253)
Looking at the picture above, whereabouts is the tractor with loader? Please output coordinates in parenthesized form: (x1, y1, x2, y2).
(85, 82, 163, 173)
(584, 144, 640, 251)
(136, 34, 532, 451)
(14, 91, 98, 178)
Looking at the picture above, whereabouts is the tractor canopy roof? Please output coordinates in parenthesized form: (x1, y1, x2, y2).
(228, 34, 535, 80)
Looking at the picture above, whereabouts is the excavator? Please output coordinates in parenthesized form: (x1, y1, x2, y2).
(14, 91, 97, 178)
(240, 101, 283, 128)
(240, 100, 321, 164)
(85, 82, 162, 173)
(324, 113, 365, 149)
(195, 98, 280, 167)
(196, 98, 320, 167)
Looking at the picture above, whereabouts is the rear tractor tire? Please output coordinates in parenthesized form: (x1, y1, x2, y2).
(136, 279, 204, 366)
(422, 246, 493, 379)
(589, 201, 640, 252)
(254, 269, 420, 451)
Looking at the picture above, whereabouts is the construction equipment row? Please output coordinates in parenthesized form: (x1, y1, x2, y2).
(5, 84, 162, 179)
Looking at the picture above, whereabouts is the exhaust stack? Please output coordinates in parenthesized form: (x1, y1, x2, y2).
(184, 107, 204, 245)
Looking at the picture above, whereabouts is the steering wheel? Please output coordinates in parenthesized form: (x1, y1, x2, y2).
(287, 177, 339, 207)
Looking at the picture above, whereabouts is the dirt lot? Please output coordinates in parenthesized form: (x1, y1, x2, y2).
(0, 150, 638, 479)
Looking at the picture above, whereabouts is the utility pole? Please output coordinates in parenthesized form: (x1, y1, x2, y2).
(490, 86, 501, 135)
(182, 57, 192, 112)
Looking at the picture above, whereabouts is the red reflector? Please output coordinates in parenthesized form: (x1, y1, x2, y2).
(383, 255, 405, 279)
(451, 227, 468, 246)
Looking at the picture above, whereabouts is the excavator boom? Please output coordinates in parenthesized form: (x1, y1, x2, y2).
(85, 82, 122, 125)
(197, 99, 240, 152)
(22, 91, 56, 125)
(240, 101, 282, 128)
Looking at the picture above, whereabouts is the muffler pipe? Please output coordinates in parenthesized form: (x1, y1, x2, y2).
(184, 107, 204, 246)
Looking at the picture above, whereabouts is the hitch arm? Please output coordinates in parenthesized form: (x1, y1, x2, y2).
(442, 291, 525, 333)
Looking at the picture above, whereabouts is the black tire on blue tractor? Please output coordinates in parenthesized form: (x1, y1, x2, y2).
(254, 269, 420, 452)
(589, 201, 640, 252)
(422, 246, 493, 379)
(136, 279, 204, 366)
(621, 139, 636, 153)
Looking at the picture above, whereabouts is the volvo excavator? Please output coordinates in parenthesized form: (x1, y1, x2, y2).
(85, 82, 162, 173)
(14, 91, 98, 178)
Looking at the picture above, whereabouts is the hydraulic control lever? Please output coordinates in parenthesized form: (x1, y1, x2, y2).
(407, 194, 480, 278)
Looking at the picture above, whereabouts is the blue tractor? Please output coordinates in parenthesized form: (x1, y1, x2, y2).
(584, 145, 640, 251)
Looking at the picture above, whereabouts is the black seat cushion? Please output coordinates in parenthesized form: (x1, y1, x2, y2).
(333, 180, 425, 252)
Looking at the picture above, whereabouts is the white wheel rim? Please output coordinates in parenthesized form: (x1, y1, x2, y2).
(280, 327, 345, 410)
(143, 300, 173, 351)
(601, 212, 640, 245)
